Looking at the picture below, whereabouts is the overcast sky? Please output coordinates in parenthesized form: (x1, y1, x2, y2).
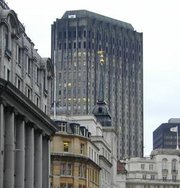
(7, 0, 180, 156)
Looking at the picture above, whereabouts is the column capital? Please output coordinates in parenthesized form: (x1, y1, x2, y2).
(4, 105, 14, 113)
(16, 114, 25, 121)
(0, 98, 7, 106)
(35, 129, 43, 135)
(26, 121, 35, 129)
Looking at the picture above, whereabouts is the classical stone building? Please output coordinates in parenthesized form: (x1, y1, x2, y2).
(58, 115, 117, 188)
(0, 1, 57, 188)
(51, 10, 143, 159)
(116, 149, 180, 188)
(50, 120, 101, 188)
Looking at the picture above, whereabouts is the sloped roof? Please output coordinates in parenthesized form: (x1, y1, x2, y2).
(62, 10, 134, 30)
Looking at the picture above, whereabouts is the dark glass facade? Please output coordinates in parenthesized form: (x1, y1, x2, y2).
(51, 10, 143, 159)
(153, 123, 180, 150)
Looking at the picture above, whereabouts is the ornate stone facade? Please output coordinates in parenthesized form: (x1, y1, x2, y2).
(0, 1, 57, 188)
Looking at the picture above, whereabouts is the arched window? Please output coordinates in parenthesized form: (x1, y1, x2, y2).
(172, 159, 177, 171)
(162, 158, 168, 170)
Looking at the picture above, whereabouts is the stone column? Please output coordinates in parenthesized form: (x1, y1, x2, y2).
(4, 106, 15, 188)
(42, 136, 50, 188)
(34, 131, 42, 188)
(0, 102, 4, 188)
(15, 115, 25, 188)
(25, 124, 34, 188)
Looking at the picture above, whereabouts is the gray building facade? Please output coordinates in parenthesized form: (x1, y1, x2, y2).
(0, 1, 57, 187)
(51, 10, 143, 159)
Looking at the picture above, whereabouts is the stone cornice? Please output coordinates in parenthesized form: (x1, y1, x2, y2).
(0, 78, 57, 135)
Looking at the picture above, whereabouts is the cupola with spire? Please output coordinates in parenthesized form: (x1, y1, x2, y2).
(92, 51, 112, 127)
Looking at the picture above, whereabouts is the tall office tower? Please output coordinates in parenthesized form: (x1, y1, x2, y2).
(51, 10, 143, 159)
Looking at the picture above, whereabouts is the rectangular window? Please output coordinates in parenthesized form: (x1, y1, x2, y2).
(60, 123, 67, 132)
(16, 44, 21, 65)
(35, 66, 40, 85)
(142, 174, 146, 179)
(7, 69, 10, 81)
(26, 86, 32, 99)
(15, 75, 21, 90)
(83, 41, 86, 48)
(172, 175, 176, 182)
(60, 162, 72, 176)
(64, 141, 69, 152)
(26, 55, 31, 76)
(74, 125, 79, 134)
(79, 164, 86, 178)
(141, 164, 145, 170)
(35, 94, 40, 107)
(149, 164, 153, 170)
(80, 143, 85, 155)
(83, 30, 86, 37)
(73, 42, 76, 49)
(44, 105, 47, 113)
(151, 174, 155, 180)
(4, 29, 8, 49)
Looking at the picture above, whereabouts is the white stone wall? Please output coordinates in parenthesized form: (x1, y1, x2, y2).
(117, 150, 180, 188)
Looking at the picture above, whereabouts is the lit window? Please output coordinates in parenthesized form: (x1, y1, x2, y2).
(64, 142, 69, 152)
